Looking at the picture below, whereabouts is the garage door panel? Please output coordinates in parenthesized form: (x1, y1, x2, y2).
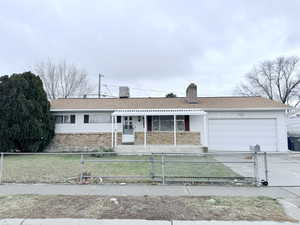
(208, 119, 277, 151)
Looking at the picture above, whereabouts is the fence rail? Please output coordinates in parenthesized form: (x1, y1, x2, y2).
(0, 151, 270, 186)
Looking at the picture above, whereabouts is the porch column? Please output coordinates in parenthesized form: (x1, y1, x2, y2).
(173, 115, 176, 146)
(202, 113, 208, 147)
(144, 114, 147, 148)
(114, 116, 117, 147)
(111, 115, 114, 148)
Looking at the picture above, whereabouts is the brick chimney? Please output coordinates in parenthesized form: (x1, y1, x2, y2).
(119, 86, 130, 98)
(186, 83, 198, 103)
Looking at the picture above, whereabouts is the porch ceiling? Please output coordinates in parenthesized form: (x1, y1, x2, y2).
(111, 108, 206, 116)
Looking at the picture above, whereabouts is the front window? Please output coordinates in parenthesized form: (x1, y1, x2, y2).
(176, 115, 185, 131)
(152, 115, 185, 131)
(160, 116, 174, 131)
(84, 113, 111, 123)
(55, 115, 75, 124)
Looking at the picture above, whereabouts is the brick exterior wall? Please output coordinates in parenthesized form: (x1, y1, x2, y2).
(176, 132, 200, 145)
(134, 132, 200, 145)
(46, 133, 113, 152)
(47, 132, 201, 152)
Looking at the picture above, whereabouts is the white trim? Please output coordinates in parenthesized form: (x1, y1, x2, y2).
(51, 107, 287, 112)
(112, 109, 206, 116)
(203, 114, 208, 147)
(144, 115, 147, 148)
(114, 116, 117, 147)
(111, 116, 114, 148)
(174, 115, 176, 146)
(203, 108, 287, 111)
(275, 118, 279, 152)
(51, 109, 115, 112)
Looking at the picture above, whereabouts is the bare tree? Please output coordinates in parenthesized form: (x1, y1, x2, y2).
(236, 56, 300, 106)
(35, 60, 93, 99)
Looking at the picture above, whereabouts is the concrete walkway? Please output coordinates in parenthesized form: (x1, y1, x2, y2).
(1, 184, 300, 198)
(0, 219, 299, 225)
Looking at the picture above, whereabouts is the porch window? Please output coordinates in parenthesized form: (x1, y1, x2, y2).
(55, 115, 75, 124)
(151, 115, 186, 131)
(176, 115, 185, 131)
(160, 116, 174, 131)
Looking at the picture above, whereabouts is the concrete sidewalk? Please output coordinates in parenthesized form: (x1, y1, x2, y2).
(0, 184, 300, 199)
(0, 219, 299, 225)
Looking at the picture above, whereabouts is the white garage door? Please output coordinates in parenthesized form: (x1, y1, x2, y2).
(208, 118, 277, 151)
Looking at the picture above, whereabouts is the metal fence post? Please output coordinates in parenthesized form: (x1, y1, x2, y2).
(253, 151, 259, 186)
(80, 154, 84, 184)
(264, 152, 269, 184)
(149, 155, 155, 179)
(161, 155, 165, 185)
(0, 153, 3, 184)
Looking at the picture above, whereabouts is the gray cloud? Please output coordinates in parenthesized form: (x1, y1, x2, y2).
(1, 0, 300, 97)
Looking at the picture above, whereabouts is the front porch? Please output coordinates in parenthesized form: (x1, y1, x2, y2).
(111, 109, 208, 151)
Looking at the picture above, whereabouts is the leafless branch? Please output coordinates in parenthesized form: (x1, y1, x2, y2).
(35, 60, 93, 100)
(236, 56, 300, 106)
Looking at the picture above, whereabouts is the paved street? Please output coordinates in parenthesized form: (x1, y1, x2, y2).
(0, 219, 299, 225)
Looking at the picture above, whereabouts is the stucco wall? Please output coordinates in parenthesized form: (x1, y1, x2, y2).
(53, 112, 122, 133)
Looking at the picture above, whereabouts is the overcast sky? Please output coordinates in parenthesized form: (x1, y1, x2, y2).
(1, 0, 300, 97)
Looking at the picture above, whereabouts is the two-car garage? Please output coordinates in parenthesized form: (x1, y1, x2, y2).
(208, 118, 278, 151)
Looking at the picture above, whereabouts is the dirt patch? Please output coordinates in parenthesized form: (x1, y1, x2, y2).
(0, 195, 296, 221)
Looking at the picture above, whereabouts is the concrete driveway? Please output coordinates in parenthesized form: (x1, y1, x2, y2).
(217, 152, 300, 186)
(265, 153, 300, 186)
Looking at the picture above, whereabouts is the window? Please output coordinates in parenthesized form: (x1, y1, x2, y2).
(84, 115, 89, 123)
(84, 113, 111, 123)
(160, 116, 174, 131)
(151, 115, 186, 131)
(55, 115, 75, 124)
(176, 115, 185, 131)
(117, 116, 122, 123)
(152, 116, 160, 131)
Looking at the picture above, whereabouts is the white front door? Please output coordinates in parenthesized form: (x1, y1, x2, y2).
(122, 116, 135, 143)
(208, 118, 277, 151)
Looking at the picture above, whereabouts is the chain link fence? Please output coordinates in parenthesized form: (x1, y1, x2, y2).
(0, 151, 268, 186)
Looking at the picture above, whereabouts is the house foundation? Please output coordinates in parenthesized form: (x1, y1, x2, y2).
(46, 132, 201, 152)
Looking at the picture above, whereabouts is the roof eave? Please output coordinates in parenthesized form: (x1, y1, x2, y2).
(50, 107, 287, 112)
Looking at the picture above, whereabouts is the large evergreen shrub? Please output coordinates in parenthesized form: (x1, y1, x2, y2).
(0, 72, 55, 152)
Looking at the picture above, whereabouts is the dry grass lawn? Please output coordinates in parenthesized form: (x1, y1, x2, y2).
(2, 154, 241, 183)
(0, 195, 295, 221)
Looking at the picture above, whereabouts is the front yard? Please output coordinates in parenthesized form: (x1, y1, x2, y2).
(1, 154, 242, 184)
(0, 195, 295, 221)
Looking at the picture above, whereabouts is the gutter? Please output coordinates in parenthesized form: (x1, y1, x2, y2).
(50, 107, 288, 112)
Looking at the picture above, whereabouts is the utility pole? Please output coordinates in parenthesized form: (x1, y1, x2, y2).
(98, 73, 104, 98)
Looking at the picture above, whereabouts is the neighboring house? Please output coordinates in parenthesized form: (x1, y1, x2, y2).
(49, 83, 288, 152)
(287, 109, 300, 137)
